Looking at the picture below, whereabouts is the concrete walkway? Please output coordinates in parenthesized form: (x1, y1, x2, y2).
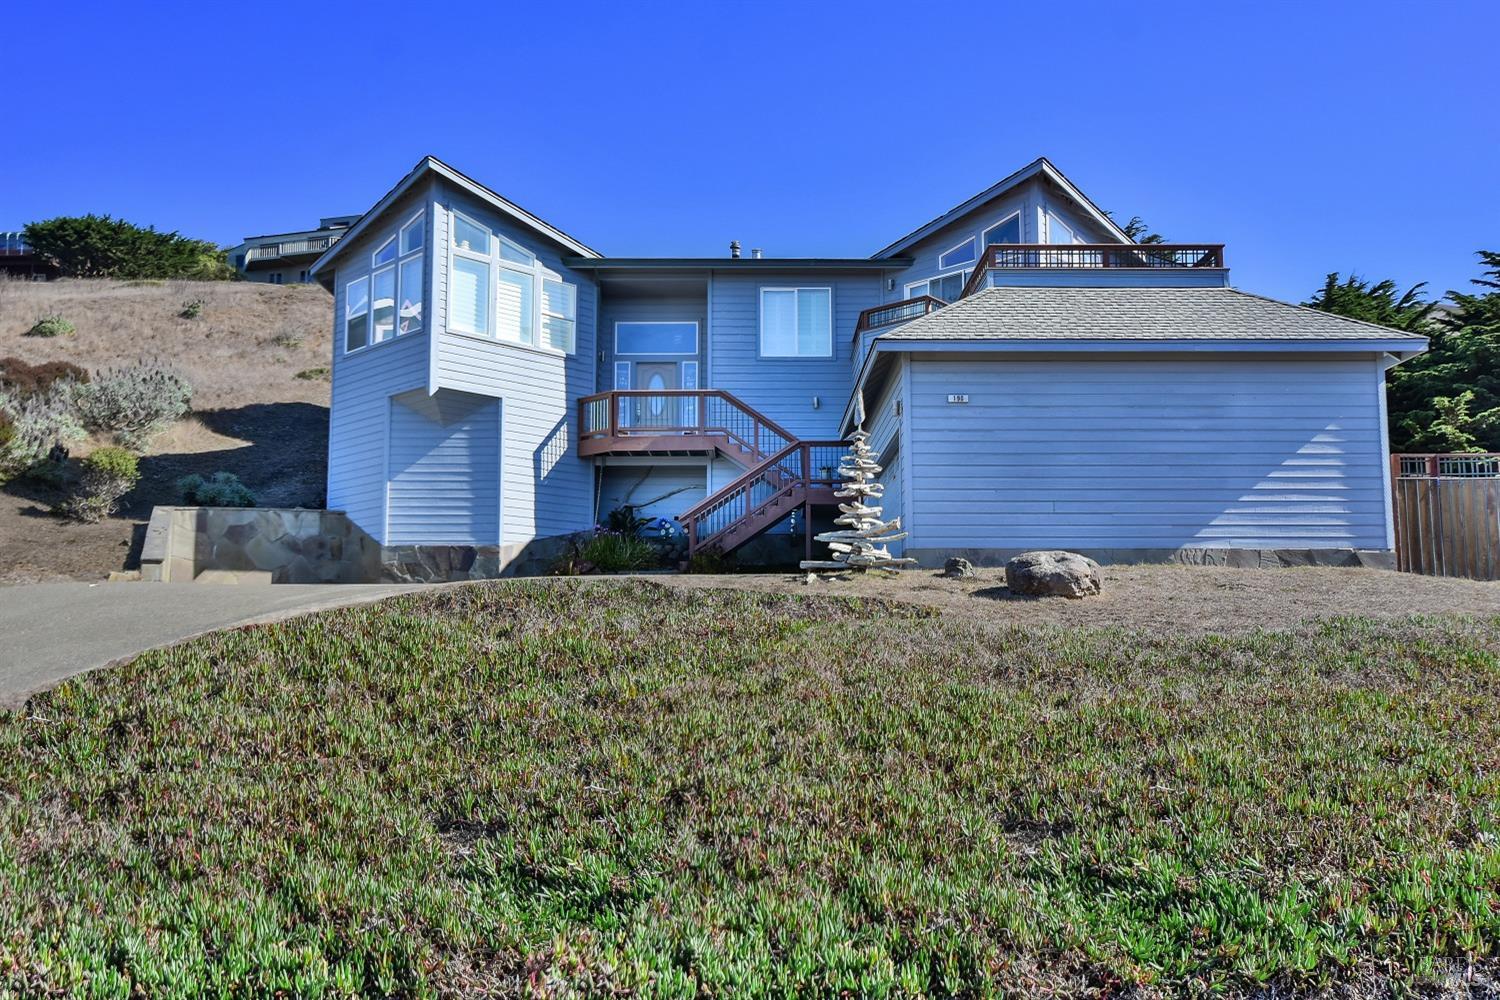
(0, 582, 435, 709)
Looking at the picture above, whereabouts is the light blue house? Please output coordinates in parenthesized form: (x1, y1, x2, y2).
(309, 156, 1427, 576)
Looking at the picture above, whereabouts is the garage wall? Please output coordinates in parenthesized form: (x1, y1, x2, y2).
(906, 354, 1391, 556)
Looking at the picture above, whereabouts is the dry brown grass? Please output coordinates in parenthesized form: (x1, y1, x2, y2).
(666, 564, 1500, 633)
(0, 276, 331, 409)
(0, 277, 334, 583)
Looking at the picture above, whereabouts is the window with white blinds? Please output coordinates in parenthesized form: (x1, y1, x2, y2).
(447, 209, 578, 355)
(760, 287, 832, 358)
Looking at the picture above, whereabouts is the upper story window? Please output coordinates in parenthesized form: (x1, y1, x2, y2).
(905, 271, 965, 303)
(346, 210, 425, 353)
(447, 209, 576, 354)
(760, 287, 832, 358)
(615, 321, 698, 356)
(938, 237, 977, 270)
(983, 212, 1022, 247)
(1047, 212, 1080, 244)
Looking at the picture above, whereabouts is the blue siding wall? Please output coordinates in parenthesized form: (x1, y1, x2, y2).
(387, 391, 500, 545)
(707, 271, 879, 439)
(599, 463, 709, 523)
(326, 183, 434, 544)
(865, 362, 905, 555)
(906, 355, 1392, 552)
(600, 290, 707, 391)
(429, 180, 599, 546)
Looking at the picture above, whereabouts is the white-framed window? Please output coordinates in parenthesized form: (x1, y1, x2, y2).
(344, 275, 370, 351)
(760, 287, 832, 358)
(905, 270, 967, 302)
(983, 212, 1023, 248)
(615, 321, 699, 356)
(938, 236, 977, 270)
(446, 208, 578, 354)
(345, 209, 425, 353)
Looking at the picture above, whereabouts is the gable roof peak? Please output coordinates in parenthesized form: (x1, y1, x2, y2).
(870, 156, 1131, 259)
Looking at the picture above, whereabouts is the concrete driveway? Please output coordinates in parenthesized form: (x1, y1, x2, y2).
(0, 582, 436, 709)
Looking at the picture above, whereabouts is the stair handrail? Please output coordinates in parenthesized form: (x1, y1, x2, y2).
(679, 440, 804, 523)
(680, 439, 846, 553)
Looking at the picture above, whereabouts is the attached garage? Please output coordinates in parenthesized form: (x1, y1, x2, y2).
(858, 285, 1428, 565)
(386, 390, 500, 545)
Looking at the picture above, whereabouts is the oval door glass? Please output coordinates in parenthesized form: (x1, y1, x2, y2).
(648, 372, 667, 417)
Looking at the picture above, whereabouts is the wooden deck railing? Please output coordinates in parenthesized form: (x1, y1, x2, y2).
(680, 439, 845, 554)
(578, 389, 799, 463)
(958, 243, 1227, 298)
(853, 295, 947, 339)
(246, 235, 342, 262)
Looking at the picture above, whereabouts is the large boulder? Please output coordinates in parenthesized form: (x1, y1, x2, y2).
(1005, 550, 1102, 599)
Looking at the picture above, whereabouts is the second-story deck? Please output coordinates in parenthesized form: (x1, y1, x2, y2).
(245, 234, 343, 264)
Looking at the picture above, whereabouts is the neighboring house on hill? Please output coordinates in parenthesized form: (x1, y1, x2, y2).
(229, 215, 360, 284)
(308, 155, 1427, 575)
(0, 231, 57, 280)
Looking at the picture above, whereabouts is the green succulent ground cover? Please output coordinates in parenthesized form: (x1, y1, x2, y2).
(1, 580, 1497, 997)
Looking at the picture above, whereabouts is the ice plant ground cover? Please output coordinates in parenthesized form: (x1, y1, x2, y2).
(0, 580, 1497, 997)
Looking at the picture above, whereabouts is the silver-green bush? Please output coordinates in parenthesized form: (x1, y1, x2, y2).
(177, 471, 256, 508)
(75, 363, 192, 449)
(0, 383, 86, 481)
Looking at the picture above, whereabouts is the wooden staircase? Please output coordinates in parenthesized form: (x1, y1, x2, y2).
(678, 439, 846, 557)
(576, 389, 844, 557)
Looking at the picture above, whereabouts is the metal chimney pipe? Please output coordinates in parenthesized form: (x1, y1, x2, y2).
(751, 248, 763, 259)
(729, 240, 741, 259)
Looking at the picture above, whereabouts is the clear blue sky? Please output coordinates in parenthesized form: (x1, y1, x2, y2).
(6, 0, 1495, 304)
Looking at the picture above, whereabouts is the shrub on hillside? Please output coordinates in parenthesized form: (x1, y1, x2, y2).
(0, 358, 89, 399)
(58, 446, 140, 522)
(26, 314, 75, 338)
(75, 363, 192, 449)
(179, 298, 204, 319)
(177, 471, 256, 508)
(23, 215, 233, 281)
(0, 384, 85, 482)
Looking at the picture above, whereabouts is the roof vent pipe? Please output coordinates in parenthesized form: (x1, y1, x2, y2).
(751, 248, 763, 259)
(729, 240, 741, 259)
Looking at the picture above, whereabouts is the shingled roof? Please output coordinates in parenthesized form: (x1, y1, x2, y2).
(874, 286, 1431, 345)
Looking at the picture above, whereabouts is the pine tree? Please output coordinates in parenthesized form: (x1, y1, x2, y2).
(800, 395, 916, 575)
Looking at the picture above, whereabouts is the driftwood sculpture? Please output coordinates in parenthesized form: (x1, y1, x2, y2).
(800, 393, 917, 575)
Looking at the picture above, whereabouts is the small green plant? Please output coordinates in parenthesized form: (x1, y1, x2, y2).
(26, 314, 75, 338)
(271, 332, 304, 349)
(75, 362, 192, 449)
(580, 530, 657, 572)
(179, 298, 204, 319)
(177, 471, 256, 508)
(58, 446, 139, 522)
(294, 366, 330, 381)
(605, 504, 650, 535)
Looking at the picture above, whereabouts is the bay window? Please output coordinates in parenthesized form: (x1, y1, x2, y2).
(760, 287, 832, 358)
(446, 209, 578, 354)
(345, 209, 425, 353)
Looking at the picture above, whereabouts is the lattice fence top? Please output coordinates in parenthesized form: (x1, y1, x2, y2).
(1395, 454, 1500, 479)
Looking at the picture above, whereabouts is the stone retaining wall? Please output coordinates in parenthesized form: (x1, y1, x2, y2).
(140, 507, 586, 583)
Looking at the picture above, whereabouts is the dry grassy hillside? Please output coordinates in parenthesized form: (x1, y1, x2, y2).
(0, 278, 335, 583)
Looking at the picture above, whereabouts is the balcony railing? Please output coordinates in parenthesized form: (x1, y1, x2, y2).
(0, 232, 30, 256)
(245, 235, 342, 262)
(853, 295, 947, 339)
(959, 243, 1226, 298)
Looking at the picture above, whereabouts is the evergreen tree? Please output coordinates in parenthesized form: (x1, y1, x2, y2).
(23, 215, 232, 280)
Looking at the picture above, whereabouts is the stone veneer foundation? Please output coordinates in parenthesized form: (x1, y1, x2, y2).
(140, 507, 584, 583)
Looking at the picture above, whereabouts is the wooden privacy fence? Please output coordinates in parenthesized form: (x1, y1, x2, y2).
(1391, 453, 1500, 580)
